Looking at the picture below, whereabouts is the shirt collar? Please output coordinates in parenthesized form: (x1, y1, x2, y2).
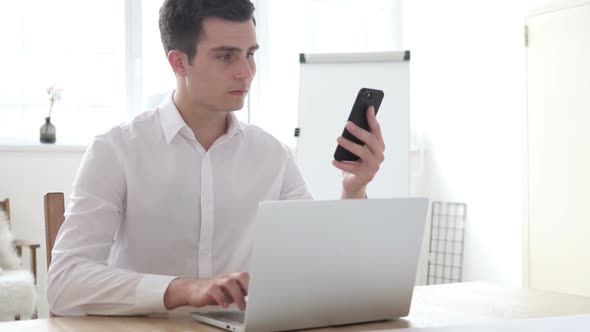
(225, 111, 247, 144)
(158, 91, 247, 145)
(158, 91, 186, 144)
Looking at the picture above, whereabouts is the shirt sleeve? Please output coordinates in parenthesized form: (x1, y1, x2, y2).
(46, 135, 177, 316)
(279, 153, 314, 200)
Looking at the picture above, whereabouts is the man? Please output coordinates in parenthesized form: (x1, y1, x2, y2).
(47, 0, 385, 316)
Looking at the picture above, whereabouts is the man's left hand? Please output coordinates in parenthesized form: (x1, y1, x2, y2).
(332, 106, 385, 199)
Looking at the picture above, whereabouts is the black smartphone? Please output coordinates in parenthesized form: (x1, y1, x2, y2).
(334, 88, 384, 161)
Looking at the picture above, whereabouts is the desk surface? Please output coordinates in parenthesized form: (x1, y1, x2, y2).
(2, 282, 590, 331)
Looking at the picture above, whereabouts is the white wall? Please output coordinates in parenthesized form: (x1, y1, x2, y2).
(0, 147, 84, 318)
(405, 0, 526, 286)
(407, 0, 552, 286)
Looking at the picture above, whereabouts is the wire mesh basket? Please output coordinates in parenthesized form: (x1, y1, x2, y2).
(426, 201, 467, 285)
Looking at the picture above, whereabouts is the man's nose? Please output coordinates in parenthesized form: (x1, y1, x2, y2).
(234, 59, 253, 80)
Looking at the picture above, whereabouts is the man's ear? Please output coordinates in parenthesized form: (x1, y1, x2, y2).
(168, 50, 189, 76)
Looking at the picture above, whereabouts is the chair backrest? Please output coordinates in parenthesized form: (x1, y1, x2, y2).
(0, 198, 11, 223)
(44, 193, 65, 268)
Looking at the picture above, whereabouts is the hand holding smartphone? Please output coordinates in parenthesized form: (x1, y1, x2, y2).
(334, 88, 384, 161)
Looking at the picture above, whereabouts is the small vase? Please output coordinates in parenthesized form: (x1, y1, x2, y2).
(40, 117, 56, 143)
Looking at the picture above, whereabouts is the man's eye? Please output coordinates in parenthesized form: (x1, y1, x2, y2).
(218, 54, 232, 61)
(246, 52, 255, 59)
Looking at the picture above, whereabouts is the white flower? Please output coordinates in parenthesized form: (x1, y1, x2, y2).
(46, 83, 64, 118)
(47, 84, 64, 102)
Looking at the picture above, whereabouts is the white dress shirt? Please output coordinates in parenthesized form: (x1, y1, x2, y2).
(47, 92, 313, 316)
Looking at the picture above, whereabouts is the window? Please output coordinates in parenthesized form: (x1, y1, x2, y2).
(0, 0, 402, 145)
(141, 0, 175, 111)
(0, 0, 126, 144)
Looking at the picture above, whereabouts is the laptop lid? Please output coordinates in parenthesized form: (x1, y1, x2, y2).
(242, 198, 428, 332)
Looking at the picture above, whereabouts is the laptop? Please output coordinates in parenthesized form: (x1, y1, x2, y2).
(192, 198, 428, 332)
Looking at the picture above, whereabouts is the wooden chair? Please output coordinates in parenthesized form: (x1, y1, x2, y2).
(0, 198, 10, 220)
(0, 198, 41, 284)
(43, 193, 65, 270)
(43, 192, 65, 318)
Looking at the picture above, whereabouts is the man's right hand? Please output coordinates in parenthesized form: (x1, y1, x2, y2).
(164, 272, 250, 311)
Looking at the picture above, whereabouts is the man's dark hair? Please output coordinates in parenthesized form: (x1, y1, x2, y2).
(159, 0, 255, 64)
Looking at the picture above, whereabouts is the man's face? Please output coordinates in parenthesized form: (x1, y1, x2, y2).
(183, 17, 258, 112)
